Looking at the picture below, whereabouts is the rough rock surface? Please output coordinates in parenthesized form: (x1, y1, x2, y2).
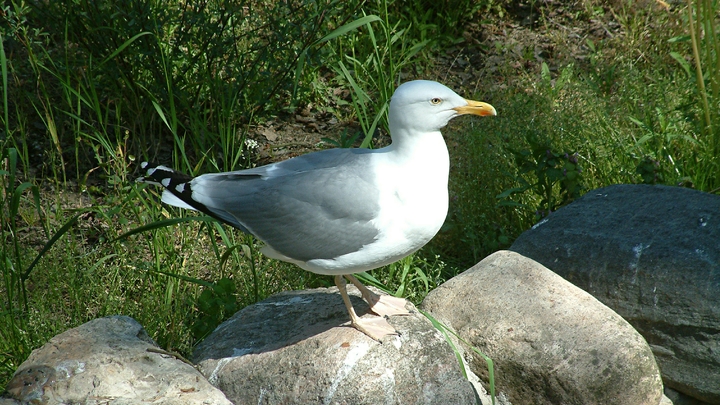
(509, 184, 720, 404)
(193, 285, 480, 405)
(665, 387, 713, 405)
(3, 315, 232, 405)
(421, 250, 664, 405)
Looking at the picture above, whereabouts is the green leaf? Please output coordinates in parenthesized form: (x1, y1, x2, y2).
(219, 243, 247, 271)
(360, 101, 387, 148)
(496, 200, 527, 208)
(354, 272, 391, 294)
(316, 15, 382, 44)
(667, 35, 691, 43)
(150, 267, 214, 288)
(99, 32, 154, 67)
(292, 50, 307, 99)
(111, 215, 218, 243)
(198, 289, 217, 313)
(586, 39, 596, 52)
(496, 187, 526, 199)
(669, 52, 692, 78)
(151, 100, 172, 131)
(541, 62, 551, 84)
(628, 116, 651, 131)
(422, 310, 467, 378)
(10, 182, 35, 218)
(636, 134, 653, 145)
(412, 266, 430, 293)
(22, 213, 82, 280)
(419, 309, 496, 405)
(1, 32, 9, 135)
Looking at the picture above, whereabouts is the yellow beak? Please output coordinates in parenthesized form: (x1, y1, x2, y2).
(453, 99, 497, 117)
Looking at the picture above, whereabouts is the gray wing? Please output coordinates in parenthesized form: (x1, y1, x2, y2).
(192, 148, 381, 261)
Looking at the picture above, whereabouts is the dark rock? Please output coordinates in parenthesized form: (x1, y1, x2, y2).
(422, 250, 664, 405)
(509, 184, 720, 404)
(665, 386, 713, 405)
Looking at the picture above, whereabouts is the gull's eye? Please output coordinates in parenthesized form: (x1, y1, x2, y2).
(430, 97, 442, 105)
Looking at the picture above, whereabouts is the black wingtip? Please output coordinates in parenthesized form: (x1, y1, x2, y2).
(136, 161, 163, 184)
(137, 162, 194, 184)
(136, 162, 233, 226)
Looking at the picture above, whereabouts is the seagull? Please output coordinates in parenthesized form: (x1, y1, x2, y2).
(137, 80, 496, 341)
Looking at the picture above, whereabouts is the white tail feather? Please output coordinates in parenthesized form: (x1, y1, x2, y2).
(161, 190, 198, 211)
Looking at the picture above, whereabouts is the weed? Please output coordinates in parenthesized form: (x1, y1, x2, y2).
(364, 254, 446, 306)
(321, 128, 363, 149)
(0, 148, 82, 379)
(494, 63, 585, 218)
(190, 278, 240, 341)
(498, 135, 584, 219)
(628, 108, 698, 185)
(669, 0, 720, 190)
(422, 310, 496, 405)
(327, 9, 432, 147)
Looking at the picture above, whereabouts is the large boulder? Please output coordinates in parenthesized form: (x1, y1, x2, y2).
(193, 285, 481, 405)
(3, 315, 232, 405)
(509, 184, 720, 404)
(421, 250, 664, 405)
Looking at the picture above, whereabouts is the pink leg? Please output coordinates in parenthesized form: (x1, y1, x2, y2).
(334, 275, 398, 341)
(344, 274, 411, 317)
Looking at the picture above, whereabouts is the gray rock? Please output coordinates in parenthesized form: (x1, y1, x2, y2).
(4, 315, 232, 405)
(193, 285, 478, 405)
(665, 386, 714, 405)
(509, 184, 720, 404)
(660, 394, 675, 405)
(421, 250, 664, 405)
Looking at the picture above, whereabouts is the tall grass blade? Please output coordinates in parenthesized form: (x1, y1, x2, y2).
(99, 32, 154, 67)
(151, 100, 173, 134)
(293, 51, 308, 99)
(316, 15, 382, 44)
(359, 102, 387, 149)
(9, 183, 35, 220)
(0, 33, 8, 137)
(420, 309, 496, 405)
(354, 271, 391, 293)
(687, 0, 712, 135)
(22, 213, 82, 280)
(669, 51, 692, 77)
(112, 215, 217, 242)
(423, 310, 468, 378)
(150, 267, 215, 288)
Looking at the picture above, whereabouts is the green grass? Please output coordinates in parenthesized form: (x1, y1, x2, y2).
(439, 1, 719, 267)
(1, 0, 718, 395)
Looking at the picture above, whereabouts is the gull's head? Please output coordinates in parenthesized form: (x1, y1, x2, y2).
(388, 80, 496, 135)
